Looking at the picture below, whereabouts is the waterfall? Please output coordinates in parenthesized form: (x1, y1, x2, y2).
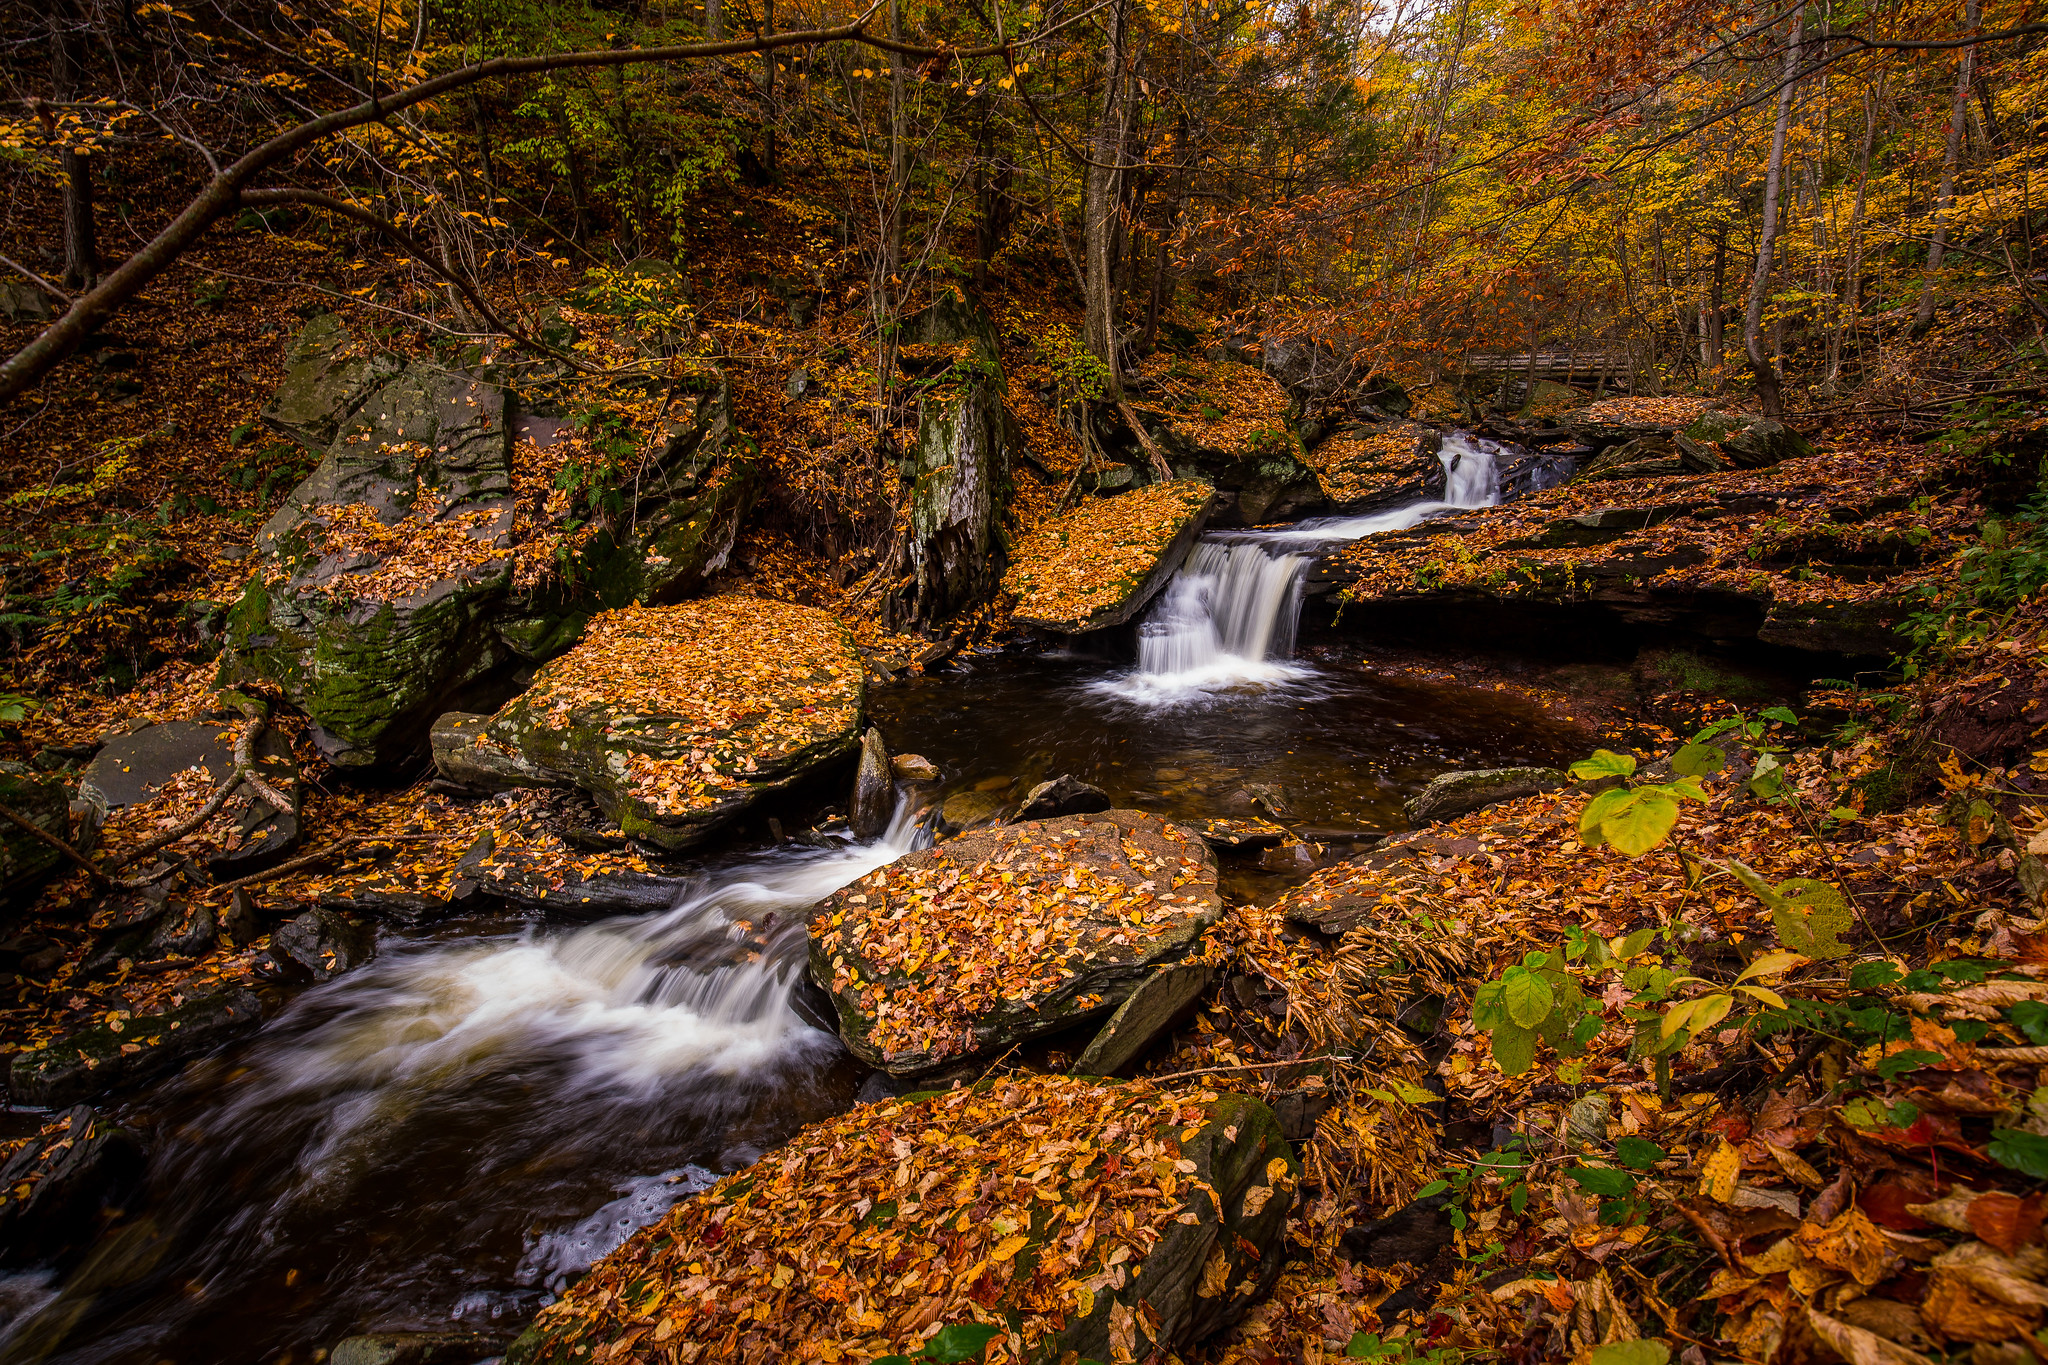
(1099, 431, 1506, 703)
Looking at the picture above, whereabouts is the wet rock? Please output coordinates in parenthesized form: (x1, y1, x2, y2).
(1300, 421, 1442, 512)
(503, 1076, 1296, 1365)
(849, 726, 893, 840)
(1757, 599, 1905, 656)
(1016, 774, 1111, 820)
(1404, 767, 1566, 825)
(889, 753, 940, 782)
(0, 1105, 145, 1270)
(1195, 816, 1289, 849)
(219, 888, 263, 946)
(1071, 961, 1212, 1076)
(0, 761, 71, 906)
(272, 907, 375, 980)
(430, 599, 864, 851)
(9, 988, 263, 1106)
(936, 788, 1008, 833)
(330, 1331, 510, 1365)
(1573, 433, 1711, 482)
(0, 280, 55, 323)
(1244, 782, 1292, 819)
(1257, 840, 1319, 872)
(224, 358, 519, 769)
(146, 901, 217, 960)
(1268, 1083, 1336, 1142)
(812, 810, 1222, 1075)
(77, 720, 301, 872)
(260, 313, 402, 451)
(1005, 479, 1217, 634)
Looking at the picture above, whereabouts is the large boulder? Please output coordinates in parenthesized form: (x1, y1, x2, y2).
(1300, 422, 1444, 512)
(223, 358, 520, 768)
(431, 598, 864, 850)
(1005, 480, 1217, 634)
(1404, 767, 1567, 825)
(504, 1075, 1298, 1365)
(0, 1105, 144, 1270)
(260, 313, 401, 451)
(0, 762, 71, 907)
(811, 810, 1222, 1075)
(1118, 356, 1320, 526)
(1676, 411, 1814, 469)
(887, 295, 1017, 628)
(77, 720, 301, 873)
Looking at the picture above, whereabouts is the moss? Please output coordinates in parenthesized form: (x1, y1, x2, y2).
(1635, 648, 1776, 702)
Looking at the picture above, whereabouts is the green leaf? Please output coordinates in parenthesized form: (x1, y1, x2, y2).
(924, 1323, 1004, 1362)
(1492, 1024, 1538, 1076)
(1567, 1165, 1637, 1197)
(1769, 878, 1855, 960)
(1472, 980, 1509, 1030)
(1760, 706, 1800, 725)
(1509, 1183, 1529, 1213)
(1991, 1128, 2048, 1180)
(1670, 741, 1725, 778)
(1615, 928, 1657, 959)
(2013, 1000, 2048, 1045)
(1614, 1136, 1668, 1170)
(1502, 967, 1556, 1029)
(874, 1358, 918, 1365)
(1591, 788, 1681, 856)
(1748, 751, 1787, 798)
(1571, 749, 1639, 779)
(1874, 1049, 1944, 1081)
(1590, 1340, 1672, 1365)
(1578, 786, 1631, 847)
(1415, 1179, 1450, 1198)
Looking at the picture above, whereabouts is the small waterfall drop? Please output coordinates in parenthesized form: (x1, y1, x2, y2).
(1099, 431, 1507, 703)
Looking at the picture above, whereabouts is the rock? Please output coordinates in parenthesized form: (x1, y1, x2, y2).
(1016, 774, 1111, 819)
(0, 280, 56, 323)
(1405, 767, 1565, 825)
(260, 313, 402, 451)
(1006, 480, 1217, 634)
(77, 720, 301, 873)
(1757, 599, 1904, 656)
(224, 359, 519, 768)
(0, 762, 71, 905)
(849, 726, 893, 839)
(1678, 411, 1813, 469)
(1340, 1195, 1454, 1269)
(8, 988, 263, 1106)
(272, 908, 375, 980)
(1244, 782, 1292, 819)
(890, 753, 939, 782)
(0, 1105, 145, 1270)
(430, 599, 864, 850)
(330, 1332, 509, 1365)
(502, 1075, 1296, 1365)
(811, 810, 1222, 1075)
(1194, 816, 1289, 849)
(146, 901, 217, 960)
(1071, 961, 1213, 1076)
(1300, 422, 1442, 512)
(887, 296, 1017, 627)
(219, 889, 263, 946)
(1138, 416, 1322, 527)
(936, 788, 1008, 832)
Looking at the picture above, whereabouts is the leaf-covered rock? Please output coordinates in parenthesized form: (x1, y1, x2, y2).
(259, 313, 402, 451)
(810, 810, 1222, 1075)
(1004, 481, 1216, 634)
(431, 598, 864, 850)
(503, 1075, 1297, 1365)
(0, 762, 71, 907)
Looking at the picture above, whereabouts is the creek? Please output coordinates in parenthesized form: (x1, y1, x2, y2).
(0, 433, 1582, 1365)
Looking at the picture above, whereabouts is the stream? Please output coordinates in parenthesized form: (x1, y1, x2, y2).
(0, 433, 1580, 1365)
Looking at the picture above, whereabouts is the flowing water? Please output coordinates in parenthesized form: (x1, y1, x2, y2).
(0, 428, 1582, 1365)
(1101, 430, 1509, 704)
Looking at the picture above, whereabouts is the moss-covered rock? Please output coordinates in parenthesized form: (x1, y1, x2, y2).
(1005, 480, 1216, 634)
(431, 598, 863, 850)
(811, 810, 1222, 1075)
(504, 1074, 1297, 1365)
(0, 762, 70, 907)
(260, 313, 402, 451)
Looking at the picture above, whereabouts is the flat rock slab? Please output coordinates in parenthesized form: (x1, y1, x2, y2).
(79, 720, 301, 872)
(505, 1075, 1297, 1365)
(1404, 767, 1565, 825)
(433, 598, 863, 850)
(1302, 422, 1440, 510)
(1073, 961, 1214, 1077)
(811, 810, 1222, 1075)
(1005, 480, 1215, 634)
(9, 989, 263, 1107)
(1195, 816, 1289, 849)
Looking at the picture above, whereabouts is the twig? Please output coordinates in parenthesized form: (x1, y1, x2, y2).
(0, 254, 71, 306)
(0, 802, 108, 886)
(1143, 1055, 1352, 1082)
(208, 837, 364, 893)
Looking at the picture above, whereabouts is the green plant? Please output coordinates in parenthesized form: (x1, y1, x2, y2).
(1344, 1329, 1462, 1362)
(1570, 748, 1711, 855)
(874, 1323, 1034, 1365)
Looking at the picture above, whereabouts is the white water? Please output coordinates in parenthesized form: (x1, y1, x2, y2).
(1097, 432, 1507, 704)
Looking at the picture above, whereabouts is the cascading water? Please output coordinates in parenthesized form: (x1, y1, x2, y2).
(1098, 431, 1509, 702)
(6, 802, 931, 1365)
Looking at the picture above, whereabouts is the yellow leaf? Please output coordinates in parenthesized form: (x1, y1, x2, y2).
(990, 1234, 1029, 1261)
(1700, 1138, 1742, 1204)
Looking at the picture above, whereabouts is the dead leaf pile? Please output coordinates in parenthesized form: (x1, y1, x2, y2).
(1003, 480, 1214, 632)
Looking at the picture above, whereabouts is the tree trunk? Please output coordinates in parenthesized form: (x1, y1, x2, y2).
(50, 0, 98, 290)
(471, 88, 498, 195)
(1742, 4, 1805, 419)
(1706, 225, 1726, 385)
(758, 0, 777, 178)
(705, 0, 722, 40)
(1827, 78, 1880, 388)
(1083, 0, 1128, 400)
(1912, 0, 1979, 336)
(887, 0, 905, 281)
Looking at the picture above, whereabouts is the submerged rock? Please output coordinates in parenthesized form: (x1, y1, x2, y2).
(811, 810, 1222, 1075)
(504, 1075, 1296, 1365)
(9, 988, 263, 1106)
(1404, 767, 1566, 825)
(77, 720, 301, 873)
(1005, 479, 1216, 634)
(330, 1332, 509, 1365)
(890, 753, 940, 782)
(430, 598, 864, 850)
(936, 788, 1009, 833)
